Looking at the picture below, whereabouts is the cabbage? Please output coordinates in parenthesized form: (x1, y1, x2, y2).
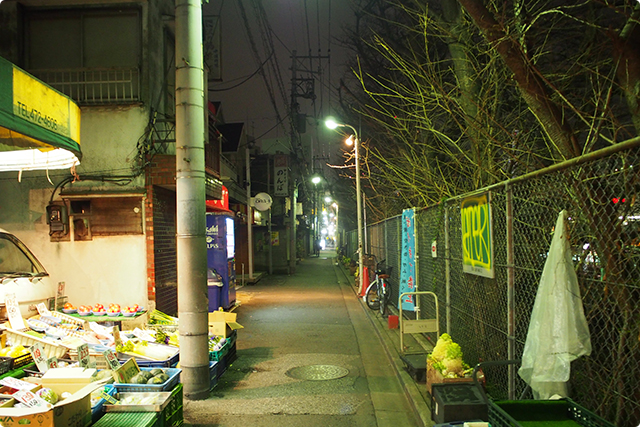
(36, 387, 59, 404)
(430, 333, 453, 362)
(442, 357, 464, 376)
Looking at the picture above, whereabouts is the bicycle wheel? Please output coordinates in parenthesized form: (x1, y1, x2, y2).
(378, 279, 390, 316)
(365, 281, 381, 310)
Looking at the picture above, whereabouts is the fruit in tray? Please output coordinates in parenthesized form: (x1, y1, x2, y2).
(0, 345, 28, 358)
(108, 304, 121, 312)
(78, 305, 91, 315)
(63, 302, 76, 310)
(132, 304, 140, 312)
(122, 306, 137, 315)
(93, 304, 104, 311)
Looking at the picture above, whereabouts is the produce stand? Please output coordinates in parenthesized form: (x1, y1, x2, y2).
(472, 360, 614, 427)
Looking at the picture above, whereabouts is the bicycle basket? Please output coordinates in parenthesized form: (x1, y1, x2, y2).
(363, 255, 376, 267)
(376, 265, 393, 276)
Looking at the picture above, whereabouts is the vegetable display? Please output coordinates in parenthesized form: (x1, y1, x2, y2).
(428, 333, 471, 378)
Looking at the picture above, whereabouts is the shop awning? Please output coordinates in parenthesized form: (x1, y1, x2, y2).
(0, 56, 81, 172)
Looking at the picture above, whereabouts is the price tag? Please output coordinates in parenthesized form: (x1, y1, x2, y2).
(13, 389, 51, 408)
(36, 302, 52, 317)
(102, 349, 121, 371)
(112, 326, 122, 349)
(5, 293, 26, 331)
(30, 343, 49, 374)
(112, 358, 140, 384)
(77, 344, 90, 368)
(0, 377, 38, 390)
(47, 358, 58, 369)
(100, 391, 119, 405)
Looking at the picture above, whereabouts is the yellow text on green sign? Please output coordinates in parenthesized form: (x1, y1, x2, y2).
(461, 193, 494, 278)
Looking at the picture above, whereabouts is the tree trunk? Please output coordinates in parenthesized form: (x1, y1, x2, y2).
(457, 0, 580, 160)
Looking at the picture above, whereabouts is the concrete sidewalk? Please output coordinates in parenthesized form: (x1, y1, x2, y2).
(183, 250, 433, 427)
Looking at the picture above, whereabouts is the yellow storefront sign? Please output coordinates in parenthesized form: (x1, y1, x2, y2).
(12, 67, 81, 145)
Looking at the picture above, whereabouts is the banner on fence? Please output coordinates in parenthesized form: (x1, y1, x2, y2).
(461, 192, 495, 278)
(399, 208, 416, 310)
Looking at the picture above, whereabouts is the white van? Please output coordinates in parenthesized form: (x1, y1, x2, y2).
(0, 228, 56, 319)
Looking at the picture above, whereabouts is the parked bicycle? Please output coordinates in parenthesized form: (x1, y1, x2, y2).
(363, 257, 393, 316)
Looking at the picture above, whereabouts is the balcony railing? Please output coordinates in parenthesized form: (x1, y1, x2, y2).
(30, 67, 140, 105)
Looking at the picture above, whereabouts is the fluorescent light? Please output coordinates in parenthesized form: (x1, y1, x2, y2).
(0, 148, 80, 172)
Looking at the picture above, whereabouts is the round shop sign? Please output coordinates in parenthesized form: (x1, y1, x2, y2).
(254, 192, 273, 211)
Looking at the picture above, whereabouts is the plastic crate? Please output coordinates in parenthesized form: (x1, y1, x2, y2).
(11, 352, 33, 370)
(120, 351, 180, 368)
(488, 399, 615, 427)
(93, 412, 158, 427)
(3, 328, 68, 359)
(208, 331, 236, 362)
(209, 361, 218, 391)
(0, 362, 33, 380)
(114, 367, 181, 393)
(0, 357, 13, 376)
(92, 384, 117, 424)
(155, 383, 183, 427)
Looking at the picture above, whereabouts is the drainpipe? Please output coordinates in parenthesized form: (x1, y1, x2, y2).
(176, 0, 209, 400)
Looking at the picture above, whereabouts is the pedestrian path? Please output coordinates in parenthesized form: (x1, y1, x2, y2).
(183, 250, 431, 427)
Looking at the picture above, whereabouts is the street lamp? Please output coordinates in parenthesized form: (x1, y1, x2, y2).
(325, 118, 364, 296)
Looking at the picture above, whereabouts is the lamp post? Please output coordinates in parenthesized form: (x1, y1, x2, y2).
(325, 119, 364, 295)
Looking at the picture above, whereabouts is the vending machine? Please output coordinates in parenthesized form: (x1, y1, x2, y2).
(206, 213, 236, 311)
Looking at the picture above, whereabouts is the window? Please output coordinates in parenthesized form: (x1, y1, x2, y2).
(25, 8, 142, 104)
(63, 196, 144, 241)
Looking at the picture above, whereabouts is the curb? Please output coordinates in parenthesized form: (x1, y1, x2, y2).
(334, 259, 432, 427)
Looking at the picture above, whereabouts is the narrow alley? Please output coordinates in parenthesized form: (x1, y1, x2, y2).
(183, 249, 429, 427)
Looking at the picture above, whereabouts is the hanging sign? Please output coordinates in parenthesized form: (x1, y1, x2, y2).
(253, 192, 272, 211)
(461, 192, 495, 278)
(274, 154, 289, 196)
(399, 208, 416, 311)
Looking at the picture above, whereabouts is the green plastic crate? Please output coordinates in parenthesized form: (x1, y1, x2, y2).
(489, 399, 616, 427)
(155, 383, 183, 427)
(93, 412, 158, 427)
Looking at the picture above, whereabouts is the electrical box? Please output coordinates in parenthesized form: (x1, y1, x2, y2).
(46, 204, 68, 235)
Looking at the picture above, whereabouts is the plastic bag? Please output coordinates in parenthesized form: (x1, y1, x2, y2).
(518, 210, 592, 399)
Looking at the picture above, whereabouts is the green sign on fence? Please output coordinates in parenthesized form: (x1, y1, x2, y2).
(461, 193, 494, 278)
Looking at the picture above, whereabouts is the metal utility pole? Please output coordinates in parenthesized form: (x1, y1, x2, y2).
(246, 144, 254, 281)
(175, 0, 209, 400)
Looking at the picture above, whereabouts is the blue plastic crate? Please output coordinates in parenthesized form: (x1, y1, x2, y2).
(92, 384, 117, 424)
(118, 350, 180, 368)
(114, 367, 181, 393)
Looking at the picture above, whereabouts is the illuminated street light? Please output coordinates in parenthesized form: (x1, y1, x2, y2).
(325, 117, 364, 295)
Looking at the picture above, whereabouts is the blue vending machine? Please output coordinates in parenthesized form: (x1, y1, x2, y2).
(206, 213, 236, 311)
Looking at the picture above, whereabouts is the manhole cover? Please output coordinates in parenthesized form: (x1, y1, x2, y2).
(285, 364, 349, 381)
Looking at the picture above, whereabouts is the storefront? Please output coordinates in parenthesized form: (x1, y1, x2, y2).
(0, 55, 81, 172)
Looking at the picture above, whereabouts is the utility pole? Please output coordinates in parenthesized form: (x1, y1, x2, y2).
(290, 50, 329, 260)
(175, 0, 208, 400)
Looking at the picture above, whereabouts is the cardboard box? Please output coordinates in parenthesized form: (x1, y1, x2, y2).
(0, 381, 99, 427)
(426, 358, 474, 395)
(208, 311, 243, 338)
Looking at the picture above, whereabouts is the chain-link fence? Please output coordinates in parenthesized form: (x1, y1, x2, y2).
(345, 140, 640, 427)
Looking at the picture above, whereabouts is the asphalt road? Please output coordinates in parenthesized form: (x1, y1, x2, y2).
(183, 249, 429, 427)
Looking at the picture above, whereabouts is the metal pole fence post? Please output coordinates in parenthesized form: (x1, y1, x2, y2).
(506, 185, 516, 399)
(444, 204, 451, 334)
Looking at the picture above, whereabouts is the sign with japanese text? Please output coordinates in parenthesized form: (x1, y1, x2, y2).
(103, 349, 121, 371)
(207, 186, 229, 211)
(36, 302, 52, 317)
(5, 293, 25, 330)
(30, 343, 49, 373)
(399, 208, 416, 311)
(461, 193, 495, 278)
(77, 344, 90, 368)
(14, 389, 50, 408)
(274, 154, 289, 196)
(112, 358, 140, 384)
